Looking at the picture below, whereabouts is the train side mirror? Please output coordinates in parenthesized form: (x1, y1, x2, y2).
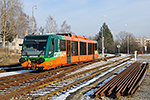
(19, 44, 23, 46)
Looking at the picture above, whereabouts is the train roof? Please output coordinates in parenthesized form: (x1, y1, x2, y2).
(25, 33, 97, 43)
(56, 33, 88, 40)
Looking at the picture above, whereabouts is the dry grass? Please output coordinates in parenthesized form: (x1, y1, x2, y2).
(0, 48, 21, 65)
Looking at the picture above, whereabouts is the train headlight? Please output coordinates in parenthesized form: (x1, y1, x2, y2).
(38, 58, 45, 64)
(19, 58, 25, 64)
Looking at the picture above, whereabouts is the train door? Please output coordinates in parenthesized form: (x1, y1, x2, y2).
(67, 40, 71, 63)
(93, 43, 95, 59)
(48, 38, 55, 57)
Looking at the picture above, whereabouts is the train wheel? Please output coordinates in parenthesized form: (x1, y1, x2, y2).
(53, 67, 57, 70)
(56, 66, 59, 69)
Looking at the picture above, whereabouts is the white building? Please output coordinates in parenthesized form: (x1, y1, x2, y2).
(135, 37, 150, 47)
(0, 36, 23, 52)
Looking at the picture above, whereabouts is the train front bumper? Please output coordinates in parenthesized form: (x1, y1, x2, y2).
(23, 66, 44, 70)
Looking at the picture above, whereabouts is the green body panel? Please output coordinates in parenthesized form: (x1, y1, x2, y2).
(21, 34, 63, 61)
(67, 40, 71, 63)
(95, 41, 99, 55)
(93, 44, 95, 59)
(22, 52, 61, 61)
(61, 36, 65, 40)
(67, 56, 71, 63)
(45, 51, 61, 61)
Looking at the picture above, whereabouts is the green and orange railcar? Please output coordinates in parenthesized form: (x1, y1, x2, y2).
(19, 33, 99, 70)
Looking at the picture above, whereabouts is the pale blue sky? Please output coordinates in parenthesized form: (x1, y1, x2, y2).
(23, 0, 150, 38)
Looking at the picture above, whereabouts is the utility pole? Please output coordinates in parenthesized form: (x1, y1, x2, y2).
(102, 15, 106, 57)
(32, 5, 37, 34)
(125, 24, 129, 54)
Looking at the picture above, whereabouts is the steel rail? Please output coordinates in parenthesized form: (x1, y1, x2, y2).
(0, 67, 68, 90)
(0, 65, 74, 88)
(115, 63, 142, 98)
(19, 57, 129, 99)
(0, 64, 78, 99)
(37, 56, 130, 89)
(107, 63, 140, 96)
(121, 63, 143, 94)
(35, 57, 131, 100)
(128, 63, 147, 94)
(109, 62, 139, 88)
(0, 55, 121, 99)
(94, 62, 137, 97)
(0, 71, 30, 80)
(0, 57, 106, 99)
(121, 67, 139, 94)
(0, 69, 6, 73)
(131, 63, 149, 94)
(94, 62, 149, 99)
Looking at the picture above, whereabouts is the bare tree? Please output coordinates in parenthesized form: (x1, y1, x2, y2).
(39, 26, 44, 35)
(45, 15, 71, 34)
(116, 31, 128, 44)
(28, 16, 37, 35)
(88, 36, 94, 40)
(116, 31, 130, 53)
(116, 31, 141, 53)
(0, 0, 23, 47)
(0, 0, 32, 48)
(15, 10, 30, 37)
(59, 20, 71, 33)
(45, 15, 58, 33)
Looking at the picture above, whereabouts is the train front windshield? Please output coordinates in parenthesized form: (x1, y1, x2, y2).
(22, 36, 48, 55)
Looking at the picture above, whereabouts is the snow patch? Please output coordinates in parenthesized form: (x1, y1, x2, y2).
(0, 70, 34, 78)
(52, 60, 133, 100)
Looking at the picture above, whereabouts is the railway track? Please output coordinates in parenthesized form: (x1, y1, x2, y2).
(6, 56, 131, 99)
(94, 62, 149, 99)
(0, 63, 22, 73)
(35, 57, 131, 100)
(0, 55, 128, 100)
(0, 69, 6, 73)
(0, 65, 76, 96)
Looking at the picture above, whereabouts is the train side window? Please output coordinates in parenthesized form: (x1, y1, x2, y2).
(60, 40, 66, 51)
(92, 43, 94, 54)
(72, 41, 78, 56)
(80, 42, 86, 55)
(49, 38, 54, 54)
(67, 40, 71, 56)
(94, 43, 97, 50)
(88, 43, 92, 55)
